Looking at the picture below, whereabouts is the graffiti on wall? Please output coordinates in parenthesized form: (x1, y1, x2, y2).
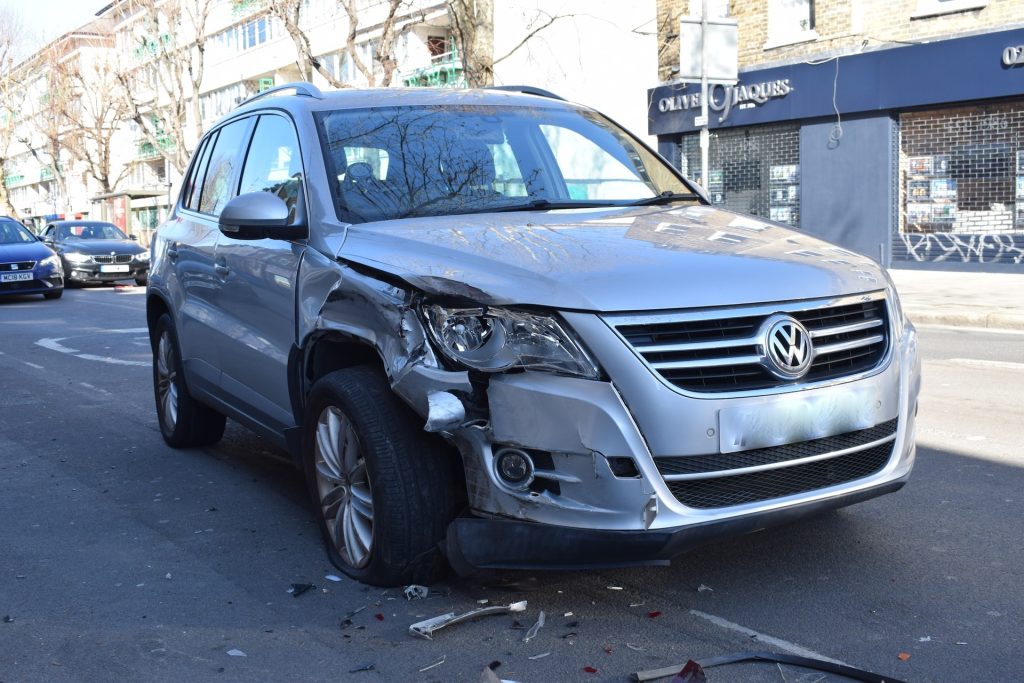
(895, 233, 1024, 264)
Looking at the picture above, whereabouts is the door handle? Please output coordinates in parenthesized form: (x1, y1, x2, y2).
(166, 246, 179, 262)
(214, 262, 230, 278)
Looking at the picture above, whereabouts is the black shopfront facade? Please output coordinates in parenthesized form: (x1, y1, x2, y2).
(647, 27, 1024, 266)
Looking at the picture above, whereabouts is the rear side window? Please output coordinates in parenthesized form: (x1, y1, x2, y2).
(198, 118, 251, 216)
(238, 114, 304, 221)
(182, 134, 213, 211)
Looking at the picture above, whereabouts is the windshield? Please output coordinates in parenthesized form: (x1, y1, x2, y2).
(315, 104, 693, 223)
(0, 220, 36, 244)
(60, 223, 127, 240)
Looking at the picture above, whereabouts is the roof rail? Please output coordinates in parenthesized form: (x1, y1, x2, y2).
(487, 85, 566, 101)
(236, 82, 324, 109)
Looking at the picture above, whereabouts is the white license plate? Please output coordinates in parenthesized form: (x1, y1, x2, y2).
(100, 264, 130, 273)
(719, 385, 885, 453)
(1, 272, 32, 282)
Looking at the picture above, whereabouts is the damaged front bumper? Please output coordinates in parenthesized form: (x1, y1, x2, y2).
(438, 312, 920, 572)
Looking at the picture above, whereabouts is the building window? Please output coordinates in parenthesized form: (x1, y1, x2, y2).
(912, 0, 988, 19)
(765, 0, 816, 49)
(687, 0, 730, 18)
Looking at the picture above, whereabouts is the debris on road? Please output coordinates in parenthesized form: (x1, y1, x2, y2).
(626, 643, 645, 652)
(632, 651, 908, 683)
(697, 584, 713, 593)
(288, 583, 315, 598)
(348, 662, 375, 673)
(3, 615, 13, 623)
(404, 584, 429, 600)
(918, 636, 931, 642)
(418, 655, 446, 672)
(528, 652, 551, 660)
(408, 601, 528, 640)
(583, 665, 598, 673)
(165, 573, 172, 580)
(522, 610, 546, 643)
(647, 611, 663, 619)
(226, 649, 247, 657)
(607, 586, 623, 590)
(325, 574, 342, 582)
(898, 652, 911, 661)
(479, 666, 501, 683)
(374, 613, 385, 621)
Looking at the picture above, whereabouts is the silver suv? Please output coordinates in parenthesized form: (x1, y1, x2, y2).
(147, 83, 920, 587)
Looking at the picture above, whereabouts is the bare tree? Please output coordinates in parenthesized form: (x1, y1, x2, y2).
(448, 1, 572, 87)
(17, 44, 74, 213)
(116, 0, 213, 174)
(0, 7, 25, 217)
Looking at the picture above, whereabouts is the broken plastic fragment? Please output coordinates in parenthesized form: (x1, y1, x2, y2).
(626, 643, 645, 652)
(523, 610, 545, 643)
(528, 652, 551, 660)
(3, 615, 13, 624)
(671, 660, 708, 683)
(289, 583, 315, 598)
(918, 636, 931, 642)
(226, 649, 246, 657)
(418, 655, 446, 672)
(409, 601, 528, 640)
(647, 611, 662, 618)
(606, 586, 623, 590)
(583, 666, 598, 674)
(898, 652, 911, 661)
(424, 390, 465, 432)
(404, 584, 429, 600)
(325, 574, 342, 582)
(374, 613, 385, 621)
(697, 584, 713, 593)
(348, 662, 375, 673)
(632, 651, 908, 683)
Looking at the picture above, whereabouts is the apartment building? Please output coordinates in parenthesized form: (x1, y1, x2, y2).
(649, 0, 1024, 266)
(2, 0, 657, 242)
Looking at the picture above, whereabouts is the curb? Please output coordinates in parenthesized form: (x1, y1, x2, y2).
(905, 309, 1024, 331)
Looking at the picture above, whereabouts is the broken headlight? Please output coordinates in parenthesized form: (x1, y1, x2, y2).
(423, 304, 600, 379)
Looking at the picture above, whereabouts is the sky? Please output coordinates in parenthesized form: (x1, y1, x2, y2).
(1, 0, 106, 57)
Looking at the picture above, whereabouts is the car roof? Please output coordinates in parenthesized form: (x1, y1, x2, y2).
(49, 220, 117, 227)
(230, 86, 584, 120)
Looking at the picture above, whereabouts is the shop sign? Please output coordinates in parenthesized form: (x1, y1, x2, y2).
(657, 79, 793, 123)
(1002, 45, 1024, 66)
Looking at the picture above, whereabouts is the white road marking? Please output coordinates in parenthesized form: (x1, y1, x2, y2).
(689, 609, 849, 665)
(79, 382, 112, 396)
(948, 358, 1024, 372)
(35, 336, 149, 367)
(106, 328, 149, 334)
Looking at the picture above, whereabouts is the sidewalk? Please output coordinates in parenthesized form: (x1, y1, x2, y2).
(889, 267, 1024, 331)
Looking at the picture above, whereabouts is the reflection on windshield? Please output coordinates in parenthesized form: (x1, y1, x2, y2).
(0, 221, 35, 245)
(61, 224, 127, 240)
(315, 105, 691, 224)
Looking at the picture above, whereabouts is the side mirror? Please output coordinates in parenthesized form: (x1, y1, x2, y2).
(219, 192, 307, 240)
(129, 234, 139, 241)
(36, 235, 44, 242)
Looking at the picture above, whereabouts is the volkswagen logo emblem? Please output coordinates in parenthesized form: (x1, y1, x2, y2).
(761, 315, 813, 379)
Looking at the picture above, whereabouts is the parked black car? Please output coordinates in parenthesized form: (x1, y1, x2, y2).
(41, 220, 149, 286)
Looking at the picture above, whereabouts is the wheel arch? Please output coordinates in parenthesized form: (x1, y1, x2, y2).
(146, 292, 172, 348)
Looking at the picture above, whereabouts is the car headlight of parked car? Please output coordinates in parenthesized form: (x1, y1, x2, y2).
(40, 254, 62, 271)
(134, 251, 150, 263)
(64, 252, 93, 264)
(423, 304, 600, 379)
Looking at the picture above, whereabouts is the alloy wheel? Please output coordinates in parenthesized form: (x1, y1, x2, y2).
(156, 331, 179, 430)
(314, 406, 374, 568)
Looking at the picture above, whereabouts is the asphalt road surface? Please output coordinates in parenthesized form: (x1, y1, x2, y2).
(1, 287, 1022, 682)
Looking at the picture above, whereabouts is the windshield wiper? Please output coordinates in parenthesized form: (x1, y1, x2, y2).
(624, 191, 701, 207)
(486, 198, 616, 213)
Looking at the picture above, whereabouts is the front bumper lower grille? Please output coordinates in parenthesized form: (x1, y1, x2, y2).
(605, 292, 890, 394)
(655, 420, 898, 509)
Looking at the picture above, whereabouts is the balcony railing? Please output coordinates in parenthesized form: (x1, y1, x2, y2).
(401, 50, 465, 89)
(136, 136, 174, 161)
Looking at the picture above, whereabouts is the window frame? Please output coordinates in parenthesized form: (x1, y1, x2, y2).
(764, 0, 818, 50)
(911, 0, 988, 19)
(235, 111, 308, 226)
(189, 116, 256, 218)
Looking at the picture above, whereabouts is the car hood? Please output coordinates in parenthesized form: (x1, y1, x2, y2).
(336, 204, 888, 312)
(60, 239, 145, 256)
(0, 240, 54, 263)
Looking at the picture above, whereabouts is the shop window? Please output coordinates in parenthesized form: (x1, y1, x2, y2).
(679, 124, 801, 227)
(900, 104, 1023, 237)
(766, 0, 816, 49)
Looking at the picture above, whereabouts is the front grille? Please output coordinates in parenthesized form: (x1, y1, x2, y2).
(606, 292, 890, 394)
(0, 261, 35, 272)
(664, 441, 895, 509)
(655, 420, 898, 477)
(93, 254, 132, 264)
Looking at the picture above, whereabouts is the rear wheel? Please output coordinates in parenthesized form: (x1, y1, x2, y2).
(152, 313, 226, 448)
(304, 366, 460, 586)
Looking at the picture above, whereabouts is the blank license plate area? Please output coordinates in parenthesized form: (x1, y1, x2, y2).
(1, 272, 32, 282)
(719, 385, 883, 454)
(100, 264, 130, 273)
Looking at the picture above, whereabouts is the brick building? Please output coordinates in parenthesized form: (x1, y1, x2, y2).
(649, 0, 1024, 266)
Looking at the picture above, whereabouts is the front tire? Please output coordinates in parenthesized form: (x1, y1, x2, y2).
(43, 288, 63, 300)
(304, 366, 460, 587)
(152, 313, 226, 448)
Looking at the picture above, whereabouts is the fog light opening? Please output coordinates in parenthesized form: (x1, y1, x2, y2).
(494, 448, 534, 489)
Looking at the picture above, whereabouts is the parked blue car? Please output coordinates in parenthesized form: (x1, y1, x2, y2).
(0, 217, 63, 299)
